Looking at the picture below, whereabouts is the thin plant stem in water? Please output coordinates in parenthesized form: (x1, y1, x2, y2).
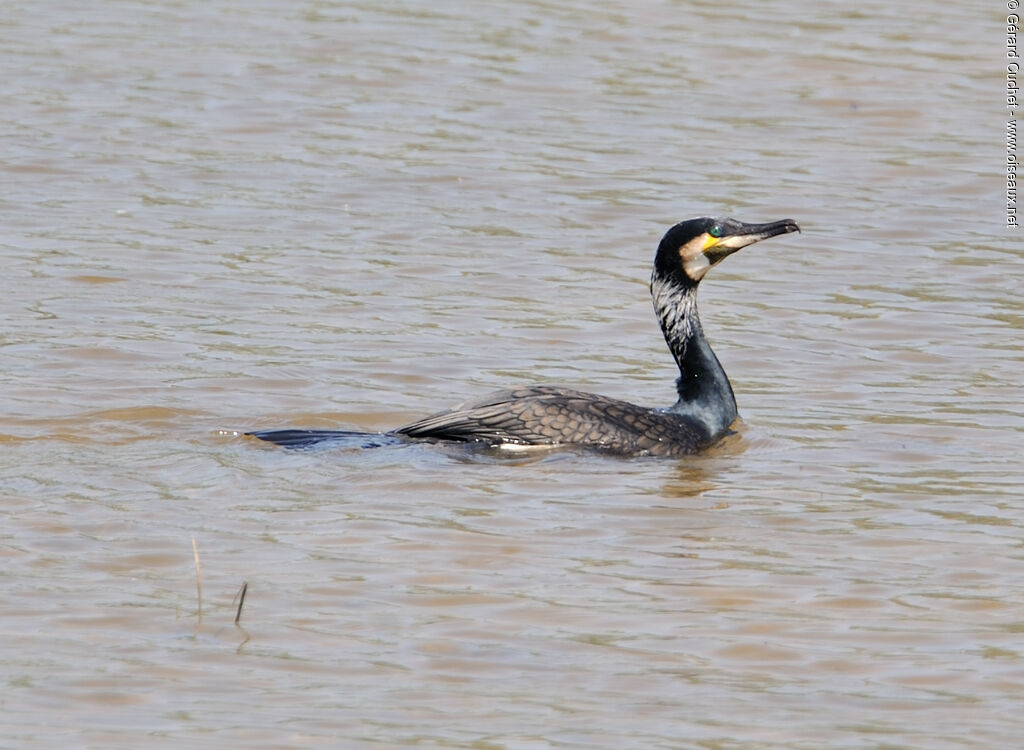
(191, 536, 202, 621)
(234, 581, 248, 625)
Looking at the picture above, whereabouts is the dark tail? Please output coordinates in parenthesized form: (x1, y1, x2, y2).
(246, 429, 405, 449)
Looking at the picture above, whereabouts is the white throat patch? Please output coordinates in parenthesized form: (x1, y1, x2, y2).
(683, 252, 711, 281)
(679, 233, 713, 281)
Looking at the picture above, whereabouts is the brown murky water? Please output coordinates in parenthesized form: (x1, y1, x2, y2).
(3, 1, 1020, 747)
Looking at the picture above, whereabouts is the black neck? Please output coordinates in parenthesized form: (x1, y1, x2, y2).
(650, 273, 738, 441)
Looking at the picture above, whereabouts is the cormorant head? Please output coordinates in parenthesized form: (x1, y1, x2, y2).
(654, 217, 800, 284)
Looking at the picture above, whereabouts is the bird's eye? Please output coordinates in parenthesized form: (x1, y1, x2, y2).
(708, 224, 723, 238)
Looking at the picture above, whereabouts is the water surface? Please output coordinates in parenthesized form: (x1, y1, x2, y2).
(2, 1, 1020, 747)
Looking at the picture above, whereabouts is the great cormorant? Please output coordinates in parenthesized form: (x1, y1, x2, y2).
(248, 216, 800, 457)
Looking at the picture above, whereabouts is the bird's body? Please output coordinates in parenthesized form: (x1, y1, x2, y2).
(248, 216, 800, 457)
(394, 385, 709, 457)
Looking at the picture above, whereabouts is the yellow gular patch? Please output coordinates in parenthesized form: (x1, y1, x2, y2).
(701, 233, 720, 251)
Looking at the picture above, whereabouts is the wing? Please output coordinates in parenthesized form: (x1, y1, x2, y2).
(393, 386, 705, 456)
